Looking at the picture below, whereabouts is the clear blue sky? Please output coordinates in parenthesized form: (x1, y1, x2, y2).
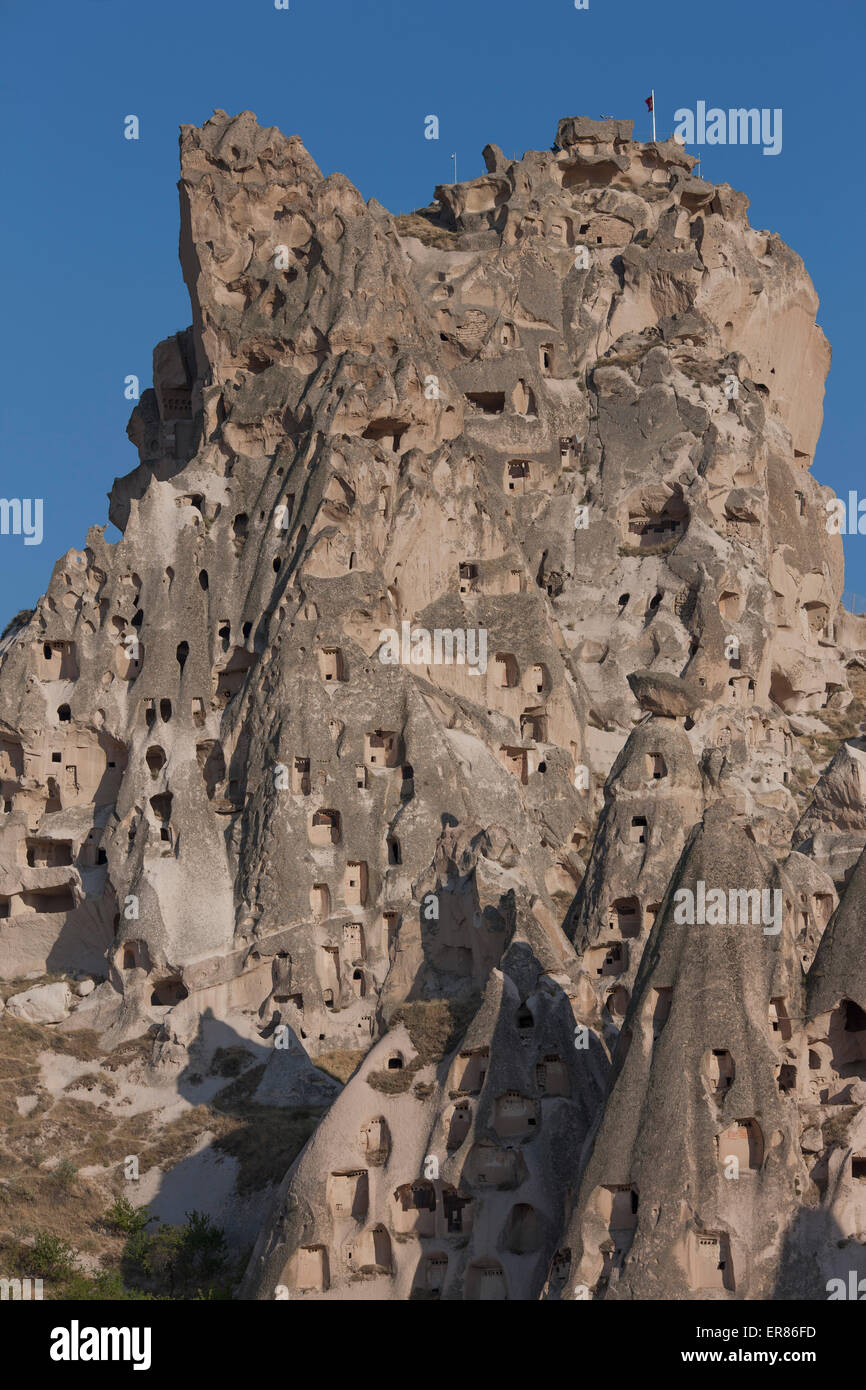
(1, 0, 864, 621)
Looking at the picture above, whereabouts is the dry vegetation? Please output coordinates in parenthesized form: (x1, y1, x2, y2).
(393, 211, 461, 250)
(617, 540, 679, 558)
(0, 1009, 328, 1297)
(314, 1048, 366, 1084)
(790, 664, 866, 811)
(366, 997, 481, 1095)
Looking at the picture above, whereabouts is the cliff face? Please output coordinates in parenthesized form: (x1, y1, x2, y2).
(3, 109, 866, 1301)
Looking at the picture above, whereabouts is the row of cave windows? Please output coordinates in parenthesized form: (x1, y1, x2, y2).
(589, 939, 812, 989)
(42, 627, 814, 724)
(290, 1243, 511, 1299)
(15, 833, 105, 871)
(624, 509, 818, 558)
(308, 813, 403, 864)
(417, 480, 811, 561)
(385, 1041, 566, 1095)
(141, 696, 231, 728)
(110, 613, 829, 705)
(500, 442, 579, 490)
(593, 882, 831, 958)
(144, 733, 412, 794)
(129, 634, 800, 726)
(589, 1211, 736, 1296)
(125, 877, 709, 1004)
(319, 643, 552, 698)
(115, 640, 552, 697)
(39, 488, 816, 662)
(50, 633, 555, 713)
(170, 499, 297, 555)
(589, 1187, 741, 1294)
(288, 1210, 746, 1298)
(331, 1172, 547, 1233)
(111, 946, 732, 1028)
(362, 987, 817, 1083)
(614, 589, 750, 627)
(112, 938, 866, 1075)
(287, 916, 436, 1014)
(615, 997, 866, 1068)
(292, 759, 414, 796)
(594, 888, 833, 964)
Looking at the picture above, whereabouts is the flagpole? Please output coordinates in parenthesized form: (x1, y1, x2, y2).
(651, 89, 656, 143)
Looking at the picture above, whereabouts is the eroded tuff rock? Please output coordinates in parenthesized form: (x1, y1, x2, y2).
(2, 109, 866, 1300)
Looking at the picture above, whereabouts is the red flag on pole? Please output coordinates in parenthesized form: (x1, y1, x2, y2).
(645, 94, 654, 111)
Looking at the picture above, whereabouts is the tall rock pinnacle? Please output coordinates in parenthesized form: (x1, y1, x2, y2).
(2, 110, 865, 1302)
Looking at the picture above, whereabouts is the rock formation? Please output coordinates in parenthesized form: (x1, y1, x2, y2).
(3, 108, 866, 1301)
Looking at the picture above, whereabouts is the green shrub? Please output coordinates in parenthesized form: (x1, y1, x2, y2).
(32, 1231, 77, 1279)
(105, 1196, 152, 1236)
(52, 1158, 78, 1191)
(121, 1210, 231, 1298)
(64, 1269, 156, 1301)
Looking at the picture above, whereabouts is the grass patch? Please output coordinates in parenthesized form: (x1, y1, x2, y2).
(0, 972, 66, 1003)
(617, 541, 678, 558)
(210, 1063, 266, 1109)
(314, 1048, 365, 1084)
(209, 1046, 256, 1079)
(202, 1067, 325, 1192)
(793, 667, 866, 800)
(212, 1106, 323, 1194)
(0, 1167, 117, 1255)
(63, 1072, 118, 1098)
(821, 1107, 857, 1147)
(367, 997, 482, 1094)
(0, 1012, 102, 1060)
(0, 1231, 156, 1300)
(0, 1002, 336, 1292)
(100, 1033, 156, 1071)
(0, 1207, 239, 1300)
(0, 608, 34, 641)
(392, 997, 480, 1065)
(393, 212, 461, 250)
(367, 1064, 419, 1095)
(144, 1105, 225, 1172)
